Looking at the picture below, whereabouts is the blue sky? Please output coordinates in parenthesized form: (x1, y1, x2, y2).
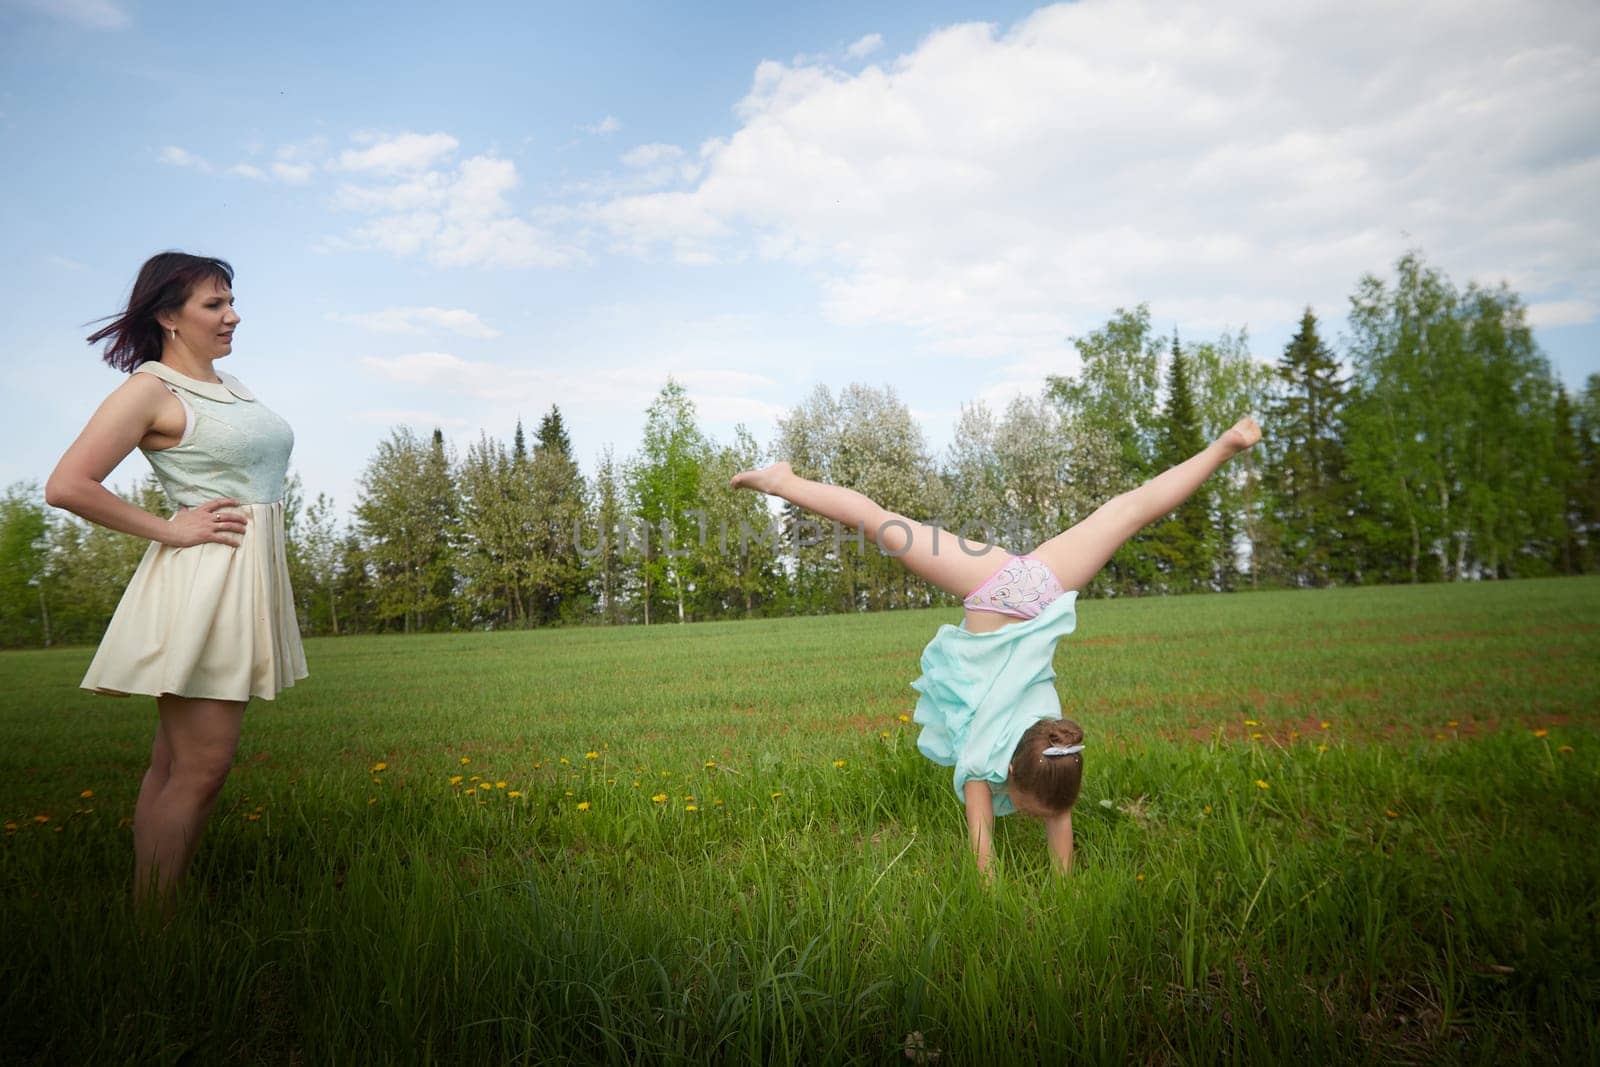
(3, 0, 1596, 516)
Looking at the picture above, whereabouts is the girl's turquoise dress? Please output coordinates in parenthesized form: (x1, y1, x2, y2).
(910, 592, 1077, 815)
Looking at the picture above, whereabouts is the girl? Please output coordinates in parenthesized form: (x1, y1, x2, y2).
(732, 417, 1260, 875)
(46, 252, 306, 907)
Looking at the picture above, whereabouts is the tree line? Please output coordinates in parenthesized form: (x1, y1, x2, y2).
(3, 251, 1598, 647)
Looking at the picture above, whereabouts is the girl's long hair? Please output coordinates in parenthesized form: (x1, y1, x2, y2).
(87, 252, 234, 372)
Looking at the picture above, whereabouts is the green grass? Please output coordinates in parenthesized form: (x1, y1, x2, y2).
(2, 578, 1597, 1064)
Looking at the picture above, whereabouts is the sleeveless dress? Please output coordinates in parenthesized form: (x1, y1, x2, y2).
(80, 362, 308, 702)
(910, 591, 1077, 816)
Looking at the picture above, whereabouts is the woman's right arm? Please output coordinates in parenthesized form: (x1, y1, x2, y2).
(963, 779, 996, 875)
(45, 375, 245, 547)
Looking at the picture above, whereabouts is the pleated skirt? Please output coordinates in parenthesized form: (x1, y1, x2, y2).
(81, 501, 308, 702)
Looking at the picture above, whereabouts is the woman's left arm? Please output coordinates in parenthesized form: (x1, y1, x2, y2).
(1045, 811, 1073, 875)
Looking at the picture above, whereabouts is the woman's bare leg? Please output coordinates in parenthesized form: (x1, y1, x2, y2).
(134, 695, 244, 907)
(730, 462, 1009, 598)
(1031, 418, 1261, 592)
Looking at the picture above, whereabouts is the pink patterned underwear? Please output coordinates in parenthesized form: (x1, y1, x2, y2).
(962, 555, 1067, 620)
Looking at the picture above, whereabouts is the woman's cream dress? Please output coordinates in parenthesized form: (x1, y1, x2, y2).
(80, 361, 307, 702)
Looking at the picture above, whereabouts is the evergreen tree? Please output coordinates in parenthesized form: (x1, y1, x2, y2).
(1269, 309, 1351, 585)
(530, 405, 587, 623)
(1144, 332, 1210, 590)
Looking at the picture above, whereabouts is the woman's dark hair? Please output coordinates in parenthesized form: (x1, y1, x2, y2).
(1008, 717, 1085, 813)
(86, 252, 234, 372)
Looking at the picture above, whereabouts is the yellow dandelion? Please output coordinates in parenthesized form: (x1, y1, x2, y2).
(4, 822, 17, 832)
(685, 804, 699, 812)
(833, 759, 847, 768)
(33, 814, 49, 823)
(1319, 721, 1331, 730)
(576, 801, 590, 811)
(1383, 809, 1400, 819)
(564, 790, 574, 797)
(771, 791, 783, 799)
(470, 775, 481, 782)
(559, 757, 570, 765)
(1250, 732, 1263, 740)
(660, 770, 672, 777)
(1316, 743, 1329, 753)
(897, 713, 910, 723)
(465, 788, 477, 796)
(1533, 728, 1549, 738)
(1135, 873, 1145, 882)
(683, 794, 695, 802)
(367, 798, 377, 806)
(495, 780, 507, 789)
(715, 799, 724, 807)
(1202, 805, 1213, 815)
(370, 762, 388, 773)
(1254, 780, 1269, 790)
(508, 791, 522, 798)
(534, 761, 543, 769)
(607, 778, 616, 785)
(704, 760, 716, 768)
(1446, 720, 1459, 728)
(79, 789, 94, 799)
(880, 732, 890, 739)
(460, 757, 471, 765)
(1558, 744, 1574, 754)
(632, 780, 641, 788)
(585, 751, 599, 760)
(652, 793, 667, 804)
(1244, 719, 1260, 727)
(449, 775, 463, 785)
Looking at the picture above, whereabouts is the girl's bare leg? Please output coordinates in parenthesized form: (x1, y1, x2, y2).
(135, 695, 244, 907)
(1031, 418, 1261, 592)
(730, 462, 1009, 598)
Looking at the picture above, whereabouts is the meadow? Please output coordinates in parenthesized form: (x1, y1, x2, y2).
(2, 577, 1597, 1064)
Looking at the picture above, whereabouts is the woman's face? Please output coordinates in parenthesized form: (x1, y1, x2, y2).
(162, 276, 240, 361)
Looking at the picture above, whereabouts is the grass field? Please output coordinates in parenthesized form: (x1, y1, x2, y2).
(2, 578, 1598, 1064)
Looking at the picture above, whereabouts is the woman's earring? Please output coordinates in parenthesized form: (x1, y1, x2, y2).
(168, 327, 177, 340)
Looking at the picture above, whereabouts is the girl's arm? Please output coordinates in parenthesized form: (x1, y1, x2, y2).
(1045, 810, 1074, 875)
(45, 375, 246, 547)
(963, 780, 996, 874)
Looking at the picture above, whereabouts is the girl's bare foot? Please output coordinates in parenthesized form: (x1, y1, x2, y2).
(1220, 418, 1261, 454)
(729, 461, 792, 493)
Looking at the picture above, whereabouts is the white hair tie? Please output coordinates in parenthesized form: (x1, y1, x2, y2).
(1043, 744, 1084, 757)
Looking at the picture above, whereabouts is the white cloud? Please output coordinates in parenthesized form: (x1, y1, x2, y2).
(587, 0, 1600, 368)
(331, 134, 574, 268)
(587, 115, 622, 136)
(621, 143, 684, 169)
(329, 307, 502, 339)
(1526, 300, 1596, 328)
(228, 163, 267, 180)
(271, 161, 314, 184)
(845, 33, 883, 60)
(333, 131, 459, 174)
(14, 0, 128, 30)
(159, 145, 212, 173)
(359, 351, 787, 434)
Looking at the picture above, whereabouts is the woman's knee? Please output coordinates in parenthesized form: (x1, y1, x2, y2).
(168, 756, 233, 804)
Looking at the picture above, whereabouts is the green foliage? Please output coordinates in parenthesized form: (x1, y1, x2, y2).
(0, 483, 50, 648)
(1145, 334, 1212, 591)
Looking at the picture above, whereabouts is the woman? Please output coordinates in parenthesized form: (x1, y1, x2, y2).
(732, 417, 1260, 876)
(46, 252, 306, 907)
